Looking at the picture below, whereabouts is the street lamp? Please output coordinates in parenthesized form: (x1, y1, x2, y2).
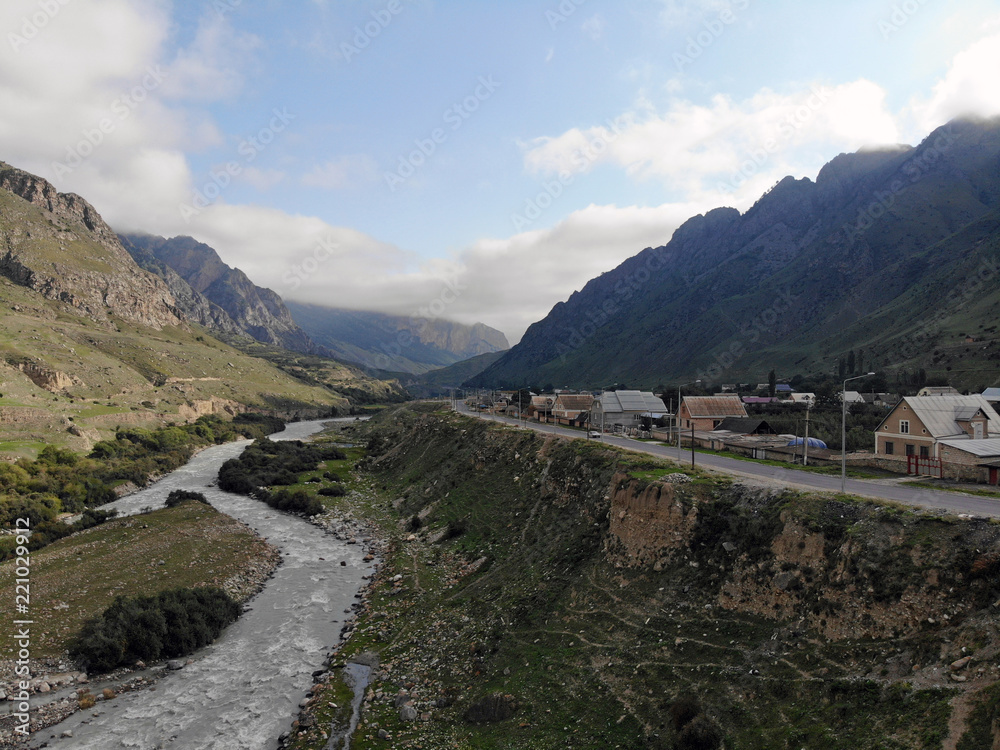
(676, 380, 701, 454)
(842, 372, 875, 492)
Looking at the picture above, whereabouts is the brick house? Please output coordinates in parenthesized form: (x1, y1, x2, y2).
(678, 395, 747, 431)
(874, 394, 1000, 483)
(552, 394, 594, 425)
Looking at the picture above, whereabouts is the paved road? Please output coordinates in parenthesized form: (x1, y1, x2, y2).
(456, 404, 1000, 519)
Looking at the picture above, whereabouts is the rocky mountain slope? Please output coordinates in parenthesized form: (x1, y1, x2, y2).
(120, 233, 318, 355)
(469, 116, 1000, 390)
(0, 162, 401, 457)
(286, 301, 509, 375)
(0, 162, 183, 330)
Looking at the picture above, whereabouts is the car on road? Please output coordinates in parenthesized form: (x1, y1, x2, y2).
(588, 430, 602, 438)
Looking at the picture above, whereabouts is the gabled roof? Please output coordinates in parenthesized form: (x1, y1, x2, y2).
(597, 390, 667, 413)
(554, 394, 594, 411)
(683, 395, 748, 418)
(714, 417, 775, 435)
(982, 387, 1000, 402)
(954, 406, 988, 422)
(881, 395, 1000, 438)
(531, 396, 555, 409)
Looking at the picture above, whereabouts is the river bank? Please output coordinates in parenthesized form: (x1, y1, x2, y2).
(0, 419, 377, 750)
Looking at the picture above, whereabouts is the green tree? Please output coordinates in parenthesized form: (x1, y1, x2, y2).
(768, 369, 776, 398)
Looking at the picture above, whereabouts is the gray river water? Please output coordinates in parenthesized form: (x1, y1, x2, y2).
(29, 419, 373, 750)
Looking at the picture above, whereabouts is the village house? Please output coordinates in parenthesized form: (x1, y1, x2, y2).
(552, 393, 594, 426)
(917, 386, 961, 397)
(874, 394, 1000, 484)
(530, 395, 555, 421)
(677, 395, 748, 432)
(590, 390, 667, 433)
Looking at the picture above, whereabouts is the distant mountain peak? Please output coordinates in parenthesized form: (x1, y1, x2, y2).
(119, 233, 319, 355)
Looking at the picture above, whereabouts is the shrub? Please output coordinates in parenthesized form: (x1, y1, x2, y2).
(465, 694, 515, 724)
(670, 694, 702, 731)
(165, 489, 209, 507)
(318, 485, 346, 497)
(70, 587, 240, 673)
(676, 715, 722, 750)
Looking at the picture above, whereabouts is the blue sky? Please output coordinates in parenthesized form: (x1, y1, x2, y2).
(2, 0, 1000, 342)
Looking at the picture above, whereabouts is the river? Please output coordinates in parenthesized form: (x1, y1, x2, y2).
(29, 419, 374, 749)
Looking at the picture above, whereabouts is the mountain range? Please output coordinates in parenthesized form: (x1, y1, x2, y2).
(285, 301, 509, 375)
(0, 161, 400, 456)
(469, 116, 1000, 392)
(119, 233, 319, 355)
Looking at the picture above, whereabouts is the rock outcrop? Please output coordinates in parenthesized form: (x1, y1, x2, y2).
(119, 233, 317, 353)
(0, 162, 184, 330)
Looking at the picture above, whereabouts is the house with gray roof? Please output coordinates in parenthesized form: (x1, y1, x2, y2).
(590, 390, 667, 433)
(874, 394, 1000, 483)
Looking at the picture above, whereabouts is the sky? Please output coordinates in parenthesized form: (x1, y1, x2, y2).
(2, 0, 1000, 344)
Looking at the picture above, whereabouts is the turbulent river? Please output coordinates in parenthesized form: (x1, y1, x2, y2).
(29, 419, 374, 750)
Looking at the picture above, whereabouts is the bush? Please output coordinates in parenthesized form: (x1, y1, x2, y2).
(70, 587, 240, 673)
(465, 694, 516, 724)
(676, 715, 722, 750)
(165, 490, 209, 507)
(318, 485, 346, 497)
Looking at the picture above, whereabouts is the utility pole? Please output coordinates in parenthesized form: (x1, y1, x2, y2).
(803, 404, 810, 466)
(691, 423, 696, 469)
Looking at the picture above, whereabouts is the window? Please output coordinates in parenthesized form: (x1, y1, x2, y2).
(884, 441, 894, 455)
(920, 446, 929, 458)
(905, 444, 915, 456)
(899, 420, 910, 434)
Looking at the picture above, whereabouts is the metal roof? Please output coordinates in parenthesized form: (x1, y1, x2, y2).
(684, 395, 748, 418)
(554, 394, 594, 411)
(597, 390, 667, 414)
(982, 387, 1000, 401)
(714, 417, 775, 434)
(938, 438, 1000, 458)
(897, 395, 1000, 438)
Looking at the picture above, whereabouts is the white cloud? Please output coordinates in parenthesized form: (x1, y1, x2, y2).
(581, 14, 606, 41)
(159, 14, 263, 101)
(522, 79, 899, 206)
(272, 200, 706, 343)
(908, 30, 1000, 135)
(301, 154, 380, 190)
(241, 167, 286, 191)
